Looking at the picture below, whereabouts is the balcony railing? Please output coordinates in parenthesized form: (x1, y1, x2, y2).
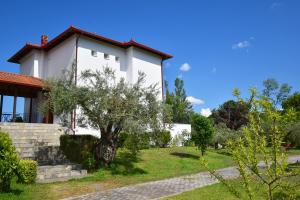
(0, 112, 38, 123)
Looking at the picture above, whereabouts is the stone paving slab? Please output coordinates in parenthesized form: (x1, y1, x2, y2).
(63, 155, 300, 200)
(63, 167, 239, 200)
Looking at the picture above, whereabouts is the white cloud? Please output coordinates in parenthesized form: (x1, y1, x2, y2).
(180, 63, 191, 72)
(232, 41, 250, 49)
(177, 74, 183, 79)
(200, 108, 212, 117)
(187, 96, 205, 105)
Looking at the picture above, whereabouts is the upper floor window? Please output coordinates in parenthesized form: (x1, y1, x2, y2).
(115, 56, 120, 63)
(104, 53, 110, 60)
(91, 50, 97, 57)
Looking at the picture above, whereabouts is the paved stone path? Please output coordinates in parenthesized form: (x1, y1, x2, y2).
(64, 156, 300, 200)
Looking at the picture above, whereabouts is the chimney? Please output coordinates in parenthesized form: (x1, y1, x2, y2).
(41, 35, 48, 46)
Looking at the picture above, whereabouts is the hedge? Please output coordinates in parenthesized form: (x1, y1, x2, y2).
(60, 135, 100, 171)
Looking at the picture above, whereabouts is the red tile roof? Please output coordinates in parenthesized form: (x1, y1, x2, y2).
(8, 26, 173, 64)
(0, 71, 43, 88)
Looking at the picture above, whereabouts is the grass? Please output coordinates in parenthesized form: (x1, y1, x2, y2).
(1, 147, 299, 200)
(164, 176, 300, 200)
(0, 147, 234, 200)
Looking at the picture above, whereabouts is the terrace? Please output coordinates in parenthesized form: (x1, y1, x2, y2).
(0, 71, 52, 123)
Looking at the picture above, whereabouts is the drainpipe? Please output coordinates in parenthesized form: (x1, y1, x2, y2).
(72, 34, 80, 131)
(0, 95, 3, 122)
(75, 35, 80, 85)
(161, 60, 164, 101)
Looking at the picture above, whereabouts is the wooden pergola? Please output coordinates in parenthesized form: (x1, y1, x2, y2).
(0, 71, 44, 122)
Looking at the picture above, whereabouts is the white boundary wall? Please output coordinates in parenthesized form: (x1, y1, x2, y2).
(166, 123, 192, 146)
(74, 123, 192, 145)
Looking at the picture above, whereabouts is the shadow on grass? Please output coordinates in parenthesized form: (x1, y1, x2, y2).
(107, 151, 147, 176)
(1, 189, 23, 196)
(170, 152, 200, 159)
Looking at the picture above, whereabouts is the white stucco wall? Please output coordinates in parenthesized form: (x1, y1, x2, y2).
(20, 52, 35, 76)
(19, 36, 76, 79)
(131, 48, 163, 100)
(45, 36, 76, 79)
(20, 36, 76, 123)
(77, 36, 127, 81)
(166, 123, 192, 146)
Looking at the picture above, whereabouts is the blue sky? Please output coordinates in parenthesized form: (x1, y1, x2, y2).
(0, 0, 300, 115)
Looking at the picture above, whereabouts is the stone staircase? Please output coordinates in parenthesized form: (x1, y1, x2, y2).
(0, 123, 88, 182)
(1, 123, 64, 163)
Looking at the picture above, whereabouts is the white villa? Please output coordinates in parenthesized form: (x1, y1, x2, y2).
(0, 26, 192, 137)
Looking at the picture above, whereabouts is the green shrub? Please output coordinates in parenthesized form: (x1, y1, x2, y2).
(119, 132, 150, 155)
(17, 160, 37, 184)
(160, 130, 171, 147)
(286, 122, 300, 148)
(60, 135, 100, 170)
(151, 130, 171, 148)
(81, 151, 96, 172)
(118, 131, 128, 148)
(214, 148, 232, 156)
(0, 132, 19, 192)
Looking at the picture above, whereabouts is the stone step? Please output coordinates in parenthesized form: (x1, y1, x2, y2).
(5, 131, 61, 134)
(37, 165, 88, 183)
(19, 154, 35, 159)
(0, 122, 61, 127)
(17, 148, 35, 153)
(10, 138, 60, 143)
(8, 132, 63, 136)
(3, 130, 62, 133)
(14, 143, 35, 148)
(9, 133, 61, 137)
(13, 140, 60, 144)
(38, 164, 81, 172)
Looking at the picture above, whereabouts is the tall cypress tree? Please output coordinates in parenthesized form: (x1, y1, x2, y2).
(165, 78, 192, 123)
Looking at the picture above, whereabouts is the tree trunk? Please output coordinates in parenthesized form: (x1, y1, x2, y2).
(268, 184, 273, 200)
(96, 132, 118, 165)
(214, 142, 218, 149)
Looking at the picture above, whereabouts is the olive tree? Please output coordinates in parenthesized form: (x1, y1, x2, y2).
(43, 67, 170, 165)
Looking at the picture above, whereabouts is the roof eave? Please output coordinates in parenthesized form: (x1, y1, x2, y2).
(8, 26, 173, 63)
(8, 44, 42, 64)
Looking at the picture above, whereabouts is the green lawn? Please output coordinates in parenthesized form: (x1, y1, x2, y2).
(164, 176, 300, 200)
(1, 147, 299, 200)
(0, 147, 234, 200)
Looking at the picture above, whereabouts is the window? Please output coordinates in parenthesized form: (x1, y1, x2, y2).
(91, 50, 97, 57)
(104, 53, 110, 60)
(115, 56, 120, 63)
